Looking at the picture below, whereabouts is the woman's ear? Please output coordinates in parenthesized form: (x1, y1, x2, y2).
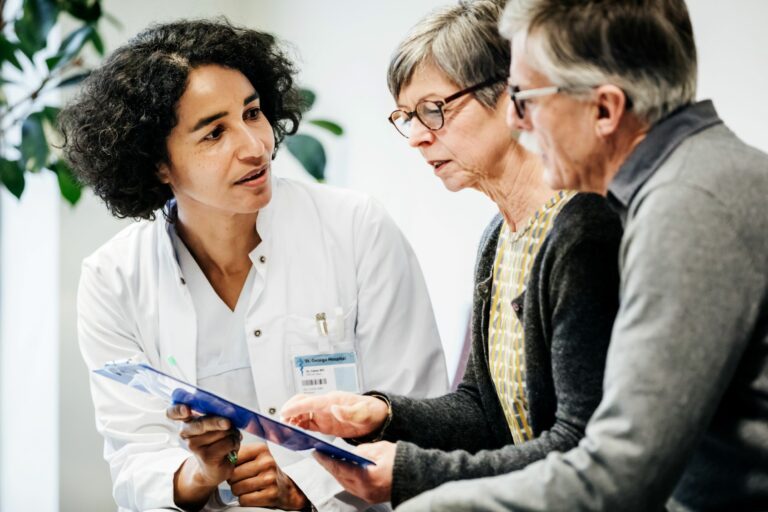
(156, 162, 171, 184)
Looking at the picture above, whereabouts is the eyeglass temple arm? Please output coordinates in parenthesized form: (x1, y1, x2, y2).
(443, 76, 505, 103)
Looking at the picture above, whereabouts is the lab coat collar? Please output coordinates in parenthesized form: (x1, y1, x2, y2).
(156, 210, 198, 384)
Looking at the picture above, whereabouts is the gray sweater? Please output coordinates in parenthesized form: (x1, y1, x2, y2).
(398, 101, 768, 512)
(371, 193, 622, 507)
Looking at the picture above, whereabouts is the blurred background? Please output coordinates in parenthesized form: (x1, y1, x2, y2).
(0, 0, 766, 510)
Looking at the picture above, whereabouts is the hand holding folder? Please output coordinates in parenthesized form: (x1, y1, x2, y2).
(94, 360, 374, 467)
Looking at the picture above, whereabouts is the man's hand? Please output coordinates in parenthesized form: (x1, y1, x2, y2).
(281, 391, 389, 438)
(228, 442, 308, 510)
(314, 441, 396, 504)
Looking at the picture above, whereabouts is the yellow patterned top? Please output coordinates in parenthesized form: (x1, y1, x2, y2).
(488, 191, 574, 443)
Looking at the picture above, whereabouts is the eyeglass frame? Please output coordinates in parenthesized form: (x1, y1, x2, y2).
(388, 76, 504, 138)
(507, 84, 570, 119)
(508, 83, 634, 119)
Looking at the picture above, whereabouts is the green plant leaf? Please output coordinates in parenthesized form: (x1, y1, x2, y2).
(15, 0, 60, 58)
(50, 160, 82, 205)
(47, 24, 95, 71)
(41, 106, 61, 126)
(30, 0, 59, 36)
(89, 27, 105, 55)
(308, 119, 344, 136)
(101, 11, 123, 30)
(14, 17, 41, 59)
(299, 88, 316, 113)
(56, 70, 91, 88)
(0, 159, 26, 199)
(0, 37, 23, 71)
(63, 0, 103, 23)
(285, 134, 326, 181)
(20, 113, 49, 172)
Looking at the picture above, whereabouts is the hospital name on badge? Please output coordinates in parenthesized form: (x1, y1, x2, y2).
(293, 352, 360, 394)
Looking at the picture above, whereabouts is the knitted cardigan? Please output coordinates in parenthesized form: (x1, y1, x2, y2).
(375, 193, 623, 507)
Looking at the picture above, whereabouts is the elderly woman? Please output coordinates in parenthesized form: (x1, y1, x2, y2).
(61, 19, 448, 512)
(281, 0, 622, 507)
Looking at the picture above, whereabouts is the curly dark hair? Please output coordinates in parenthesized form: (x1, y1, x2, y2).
(59, 18, 302, 220)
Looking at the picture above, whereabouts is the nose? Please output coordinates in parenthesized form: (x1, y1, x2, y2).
(236, 123, 270, 161)
(506, 100, 530, 132)
(407, 117, 435, 148)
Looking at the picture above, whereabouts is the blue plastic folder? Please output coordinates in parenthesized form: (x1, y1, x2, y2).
(94, 360, 374, 467)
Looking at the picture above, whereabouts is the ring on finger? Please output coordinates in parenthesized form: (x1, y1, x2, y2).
(227, 450, 238, 465)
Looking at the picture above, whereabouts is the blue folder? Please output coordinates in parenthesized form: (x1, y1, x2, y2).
(94, 360, 374, 467)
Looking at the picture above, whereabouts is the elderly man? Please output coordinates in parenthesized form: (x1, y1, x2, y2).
(398, 1, 768, 511)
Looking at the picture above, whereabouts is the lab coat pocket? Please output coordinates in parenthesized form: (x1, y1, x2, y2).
(283, 303, 360, 395)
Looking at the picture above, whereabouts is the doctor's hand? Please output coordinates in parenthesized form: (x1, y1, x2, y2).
(281, 391, 389, 439)
(167, 404, 241, 509)
(228, 442, 308, 510)
(314, 441, 395, 504)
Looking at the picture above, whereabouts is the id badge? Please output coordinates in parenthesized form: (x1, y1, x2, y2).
(292, 351, 361, 395)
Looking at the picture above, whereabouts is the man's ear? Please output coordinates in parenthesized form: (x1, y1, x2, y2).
(594, 84, 629, 137)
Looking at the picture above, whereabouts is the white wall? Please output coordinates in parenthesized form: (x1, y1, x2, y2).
(0, 1, 763, 510)
(1, 175, 60, 512)
(689, 0, 768, 152)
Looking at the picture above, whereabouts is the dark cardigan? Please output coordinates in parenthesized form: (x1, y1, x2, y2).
(375, 193, 623, 507)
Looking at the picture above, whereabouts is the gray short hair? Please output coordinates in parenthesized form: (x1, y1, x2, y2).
(499, 0, 697, 124)
(388, 0, 509, 108)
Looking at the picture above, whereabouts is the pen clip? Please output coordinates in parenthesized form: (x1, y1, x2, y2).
(315, 312, 329, 337)
(316, 312, 331, 352)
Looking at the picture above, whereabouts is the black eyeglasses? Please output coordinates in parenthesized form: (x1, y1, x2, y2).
(388, 77, 503, 138)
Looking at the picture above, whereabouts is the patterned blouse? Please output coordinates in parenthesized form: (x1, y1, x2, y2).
(488, 191, 574, 443)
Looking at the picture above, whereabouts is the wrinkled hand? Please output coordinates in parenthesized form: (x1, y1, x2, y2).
(281, 391, 388, 438)
(314, 441, 395, 504)
(228, 442, 308, 510)
(167, 404, 241, 509)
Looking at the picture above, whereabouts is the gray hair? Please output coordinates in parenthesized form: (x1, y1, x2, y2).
(499, 0, 697, 125)
(388, 0, 509, 108)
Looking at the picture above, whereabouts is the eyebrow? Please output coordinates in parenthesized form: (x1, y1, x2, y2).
(190, 91, 260, 132)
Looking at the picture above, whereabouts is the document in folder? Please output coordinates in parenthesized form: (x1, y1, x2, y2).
(94, 360, 374, 467)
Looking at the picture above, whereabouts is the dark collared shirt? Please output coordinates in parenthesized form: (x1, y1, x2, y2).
(607, 100, 723, 222)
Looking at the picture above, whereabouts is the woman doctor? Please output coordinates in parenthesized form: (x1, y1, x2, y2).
(62, 19, 447, 512)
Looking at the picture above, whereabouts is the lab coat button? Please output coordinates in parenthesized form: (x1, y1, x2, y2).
(253, 329, 262, 337)
(268, 407, 277, 415)
(259, 255, 266, 263)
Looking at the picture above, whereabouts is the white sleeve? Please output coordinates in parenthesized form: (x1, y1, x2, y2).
(276, 196, 448, 512)
(78, 258, 191, 511)
(351, 196, 448, 397)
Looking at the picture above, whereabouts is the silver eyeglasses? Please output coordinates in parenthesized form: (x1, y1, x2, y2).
(508, 84, 632, 118)
(507, 85, 564, 119)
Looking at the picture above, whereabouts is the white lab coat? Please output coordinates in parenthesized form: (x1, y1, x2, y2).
(78, 178, 448, 511)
